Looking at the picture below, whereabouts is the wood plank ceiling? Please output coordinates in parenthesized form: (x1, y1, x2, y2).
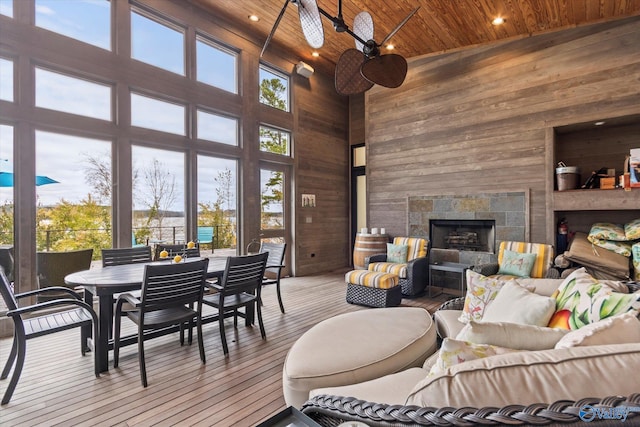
(188, 0, 640, 76)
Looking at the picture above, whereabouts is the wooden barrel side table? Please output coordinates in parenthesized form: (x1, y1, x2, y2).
(353, 233, 389, 269)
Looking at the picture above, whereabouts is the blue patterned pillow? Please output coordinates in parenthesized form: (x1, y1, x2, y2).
(497, 249, 537, 277)
(387, 243, 408, 263)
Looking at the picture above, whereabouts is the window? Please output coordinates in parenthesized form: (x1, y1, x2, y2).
(0, 0, 13, 18)
(197, 155, 237, 254)
(131, 92, 185, 135)
(131, 9, 184, 75)
(0, 58, 13, 102)
(260, 125, 290, 156)
(260, 167, 284, 230)
(35, 0, 111, 50)
(35, 67, 112, 120)
(35, 130, 112, 252)
(259, 65, 289, 112)
(196, 36, 238, 93)
(132, 146, 185, 246)
(0, 125, 14, 245)
(197, 110, 238, 145)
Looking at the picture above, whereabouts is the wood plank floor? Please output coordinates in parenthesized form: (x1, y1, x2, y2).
(0, 270, 453, 426)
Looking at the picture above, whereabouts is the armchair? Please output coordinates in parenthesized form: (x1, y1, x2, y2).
(367, 237, 428, 297)
(473, 240, 556, 279)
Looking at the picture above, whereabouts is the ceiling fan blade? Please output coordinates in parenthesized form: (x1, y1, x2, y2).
(297, 0, 324, 49)
(380, 7, 420, 46)
(353, 11, 374, 52)
(361, 54, 408, 88)
(260, 0, 290, 57)
(335, 48, 374, 95)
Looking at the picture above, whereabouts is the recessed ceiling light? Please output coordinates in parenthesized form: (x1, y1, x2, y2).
(311, 51, 319, 57)
(386, 44, 395, 50)
(594, 121, 606, 126)
(492, 17, 505, 25)
(248, 15, 259, 22)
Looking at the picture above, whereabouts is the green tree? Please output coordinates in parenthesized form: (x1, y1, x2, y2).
(259, 78, 287, 110)
(198, 167, 236, 248)
(0, 202, 13, 244)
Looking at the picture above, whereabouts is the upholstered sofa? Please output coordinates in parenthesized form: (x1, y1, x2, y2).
(299, 270, 640, 426)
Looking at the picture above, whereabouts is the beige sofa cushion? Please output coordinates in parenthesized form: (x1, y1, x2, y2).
(456, 320, 568, 350)
(282, 307, 437, 408)
(555, 311, 640, 348)
(309, 367, 427, 406)
(516, 278, 563, 296)
(433, 309, 465, 339)
(481, 282, 556, 326)
(406, 343, 640, 408)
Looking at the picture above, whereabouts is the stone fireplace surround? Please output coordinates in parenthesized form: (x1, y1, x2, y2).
(408, 191, 529, 267)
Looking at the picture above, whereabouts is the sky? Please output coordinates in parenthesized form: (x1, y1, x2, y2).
(0, 0, 247, 212)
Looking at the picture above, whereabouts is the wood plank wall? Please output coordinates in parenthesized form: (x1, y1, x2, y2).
(364, 17, 640, 244)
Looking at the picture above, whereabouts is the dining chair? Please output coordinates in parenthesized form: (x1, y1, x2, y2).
(154, 243, 200, 260)
(260, 242, 287, 313)
(0, 269, 99, 405)
(36, 249, 94, 302)
(101, 246, 152, 267)
(202, 253, 268, 356)
(113, 258, 209, 387)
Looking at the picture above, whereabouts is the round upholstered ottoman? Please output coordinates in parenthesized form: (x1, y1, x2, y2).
(282, 307, 437, 408)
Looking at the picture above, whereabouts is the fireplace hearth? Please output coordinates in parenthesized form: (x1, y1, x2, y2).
(430, 219, 496, 254)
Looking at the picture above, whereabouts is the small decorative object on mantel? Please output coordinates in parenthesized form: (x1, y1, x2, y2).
(630, 148, 640, 188)
(556, 162, 580, 191)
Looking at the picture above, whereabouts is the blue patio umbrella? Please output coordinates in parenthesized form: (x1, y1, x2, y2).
(0, 171, 59, 187)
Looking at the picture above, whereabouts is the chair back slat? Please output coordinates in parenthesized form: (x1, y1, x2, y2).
(141, 259, 208, 310)
(220, 253, 268, 296)
(102, 246, 152, 267)
(260, 242, 286, 273)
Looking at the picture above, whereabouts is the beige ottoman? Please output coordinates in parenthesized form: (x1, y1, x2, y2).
(282, 307, 437, 408)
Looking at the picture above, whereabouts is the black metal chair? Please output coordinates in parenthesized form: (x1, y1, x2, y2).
(101, 246, 152, 267)
(113, 258, 209, 387)
(260, 242, 287, 313)
(154, 243, 200, 261)
(0, 268, 99, 405)
(202, 253, 268, 356)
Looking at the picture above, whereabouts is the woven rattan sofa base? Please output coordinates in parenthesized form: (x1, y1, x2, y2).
(346, 283, 402, 308)
(301, 393, 640, 427)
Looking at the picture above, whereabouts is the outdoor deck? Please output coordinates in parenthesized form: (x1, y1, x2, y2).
(0, 270, 451, 426)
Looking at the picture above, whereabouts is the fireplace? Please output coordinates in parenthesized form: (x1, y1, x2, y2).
(429, 219, 496, 254)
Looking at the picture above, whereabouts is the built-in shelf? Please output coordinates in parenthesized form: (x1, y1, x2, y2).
(553, 189, 640, 211)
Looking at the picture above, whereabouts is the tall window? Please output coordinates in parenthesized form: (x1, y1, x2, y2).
(196, 36, 238, 94)
(35, 130, 112, 253)
(259, 65, 289, 112)
(35, 67, 112, 121)
(131, 8, 184, 75)
(0, 125, 14, 245)
(132, 146, 185, 246)
(197, 110, 238, 145)
(131, 92, 185, 135)
(260, 125, 290, 156)
(35, 0, 111, 50)
(260, 167, 284, 230)
(197, 155, 237, 254)
(0, 0, 13, 17)
(0, 58, 13, 102)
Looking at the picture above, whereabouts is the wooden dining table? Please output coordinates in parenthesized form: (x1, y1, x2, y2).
(65, 257, 229, 372)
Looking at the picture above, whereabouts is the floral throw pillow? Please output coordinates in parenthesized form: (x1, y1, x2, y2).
(633, 242, 640, 281)
(428, 338, 520, 377)
(588, 222, 627, 242)
(625, 218, 640, 241)
(548, 268, 640, 330)
(458, 270, 520, 324)
(386, 243, 408, 263)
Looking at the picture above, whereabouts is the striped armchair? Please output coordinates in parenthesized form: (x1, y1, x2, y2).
(474, 240, 556, 279)
(367, 237, 429, 297)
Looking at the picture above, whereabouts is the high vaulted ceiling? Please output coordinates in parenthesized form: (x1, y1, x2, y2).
(189, 0, 640, 75)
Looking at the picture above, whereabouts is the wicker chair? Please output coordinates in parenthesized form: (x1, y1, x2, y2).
(367, 237, 429, 297)
(300, 393, 640, 426)
(36, 249, 93, 302)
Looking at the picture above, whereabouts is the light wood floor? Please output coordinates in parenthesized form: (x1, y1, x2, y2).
(0, 270, 453, 426)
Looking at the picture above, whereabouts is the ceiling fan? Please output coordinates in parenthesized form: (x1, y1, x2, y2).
(261, 0, 419, 96)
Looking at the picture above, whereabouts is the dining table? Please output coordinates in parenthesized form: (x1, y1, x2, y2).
(65, 256, 229, 372)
